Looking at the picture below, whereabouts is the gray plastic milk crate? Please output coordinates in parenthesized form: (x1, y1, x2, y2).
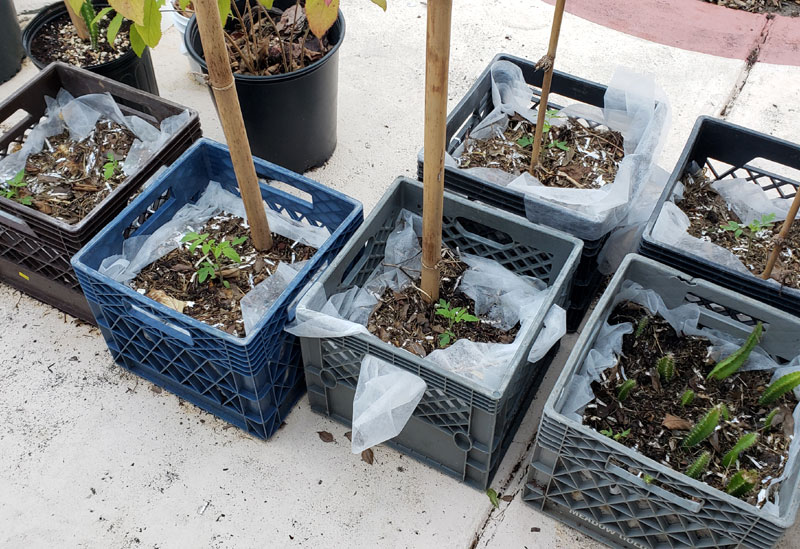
(523, 255, 800, 549)
(296, 177, 582, 490)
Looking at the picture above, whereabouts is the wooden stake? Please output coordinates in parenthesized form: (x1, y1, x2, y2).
(420, 0, 453, 303)
(529, 0, 567, 174)
(193, 0, 272, 250)
(64, 0, 90, 41)
(760, 191, 800, 280)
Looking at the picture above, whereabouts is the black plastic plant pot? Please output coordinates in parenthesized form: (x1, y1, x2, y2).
(185, 0, 344, 173)
(0, 0, 24, 84)
(22, 0, 159, 96)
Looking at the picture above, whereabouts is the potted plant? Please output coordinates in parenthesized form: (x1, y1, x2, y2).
(22, 0, 163, 94)
(0, 62, 200, 323)
(183, 0, 384, 172)
(71, 138, 363, 438)
(641, 116, 800, 316)
(523, 254, 800, 548)
(0, 0, 24, 84)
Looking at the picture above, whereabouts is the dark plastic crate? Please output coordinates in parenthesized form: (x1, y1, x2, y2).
(641, 116, 800, 315)
(524, 254, 800, 548)
(296, 177, 582, 489)
(71, 139, 363, 439)
(416, 53, 663, 332)
(0, 62, 201, 322)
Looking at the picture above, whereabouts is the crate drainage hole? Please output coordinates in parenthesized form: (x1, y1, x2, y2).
(453, 431, 473, 451)
(320, 370, 338, 389)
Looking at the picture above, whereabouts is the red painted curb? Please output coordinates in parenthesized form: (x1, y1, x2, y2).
(544, 0, 800, 67)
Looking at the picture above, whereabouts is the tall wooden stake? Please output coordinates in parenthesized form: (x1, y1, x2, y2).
(193, 0, 272, 250)
(761, 191, 800, 280)
(529, 0, 567, 174)
(420, 0, 453, 303)
(64, 0, 90, 40)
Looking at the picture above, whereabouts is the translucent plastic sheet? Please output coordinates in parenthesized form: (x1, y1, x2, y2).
(98, 180, 331, 336)
(351, 355, 427, 454)
(561, 279, 800, 512)
(446, 61, 670, 241)
(288, 209, 565, 393)
(0, 89, 190, 181)
(652, 177, 800, 295)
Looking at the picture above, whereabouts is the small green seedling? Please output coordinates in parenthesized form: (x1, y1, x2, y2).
(600, 427, 630, 441)
(643, 473, 655, 484)
(683, 404, 722, 448)
(103, 152, 119, 180)
(634, 315, 650, 338)
(546, 140, 570, 151)
(617, 379, 636, 402)
(722, 432, 758, 468)
(720, 220, 744, 239)
(486, 488, 499, 508)
(721, 214, 776, 257)
(680, 389, 695, 407)
(516, 109, 570, 152)
(516, 135, 534, 148)
(726, 470, 758, 498)
(759, 371, 800, 406)
(657, 355, 676, 382)
(1, 170, 31, 205)
(763, 407, 780, 430)
(707, 322, 763, 381)
(434, 299, 478, 347)
(685, 451, 711, 480)
(181, 232, 247, 289)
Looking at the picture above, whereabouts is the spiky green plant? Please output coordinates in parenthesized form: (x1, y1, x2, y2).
(722, 433, 758, 468)
(759, 371, 800, 406)
(763, 407, 780, 430)
(726, 470, 758, 498)
(680, 389, 695, 407)
(719, 403, 730, 422)
(657, 355, 675, 382)
(683, 405, 722, 448)
(707, 322, 763, 381)
(685, 451, 711, 479)
(634, 315, 650, 338)
(617, 379, 637, 402)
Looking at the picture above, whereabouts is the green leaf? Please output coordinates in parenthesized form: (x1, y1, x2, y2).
(92, 6, 113, 25)
(19, 196, 32, 206)
(763, 407, 780, 430)
(486, 488, 499, 508)
(198, 268, 209, 283)
(107, 0, 145, 25)
(106, 11, 123, 46)
(231, 236, 247, 246)
(129, 24, 146, 57)
(685, 451, 711, 479)
(617, 379, 636, 402)
(516, 135, 534, 148)
(222, 279, 230, 289)
(103, 162, 115, 180)
(370, 0, 387, 10)
(722, 432, 758, 468)
(179, 0, 192, 9)
(221, 246, 241, 263)
(306, 0, 340, 39)
(202, 241, 212, 256)
(554, 140, 570, 151)
(726, 470, 758, 498)
(135, 0, 162, 48)
(460, 313, 479, 323)
(67, 0, 85, 15)
(759, 371, 800, 406)
(181, 232, 199, 242)
(438, 332, 451, 348)
(10, 170, 24, 186)
(256, 0, 274, 10)
(643, 474, 655, 484)
(218, 0, 232, 25)
(707, 322, 762, 381)
(683, 405, 721, 448)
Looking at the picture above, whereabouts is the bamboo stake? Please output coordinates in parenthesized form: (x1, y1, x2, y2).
(193, 0, 272, 250)
(528, 0, 567, 174)
(760, 190, 800, 280)
(420, 0, 454, 303)
(64, 0, 90, 41)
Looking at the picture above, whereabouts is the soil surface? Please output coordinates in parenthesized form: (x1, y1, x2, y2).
(583, 301, 797, 505)
(224, 2, 331, 76)
(29, 13, 132, 68)
(702, 0, 800, 15)
(132, 213, 315, 337)
(678, 170, 800, 291)
(367, 247, 519, 357)
(458, 114, 624, 190)
(6, 120, 136, 224)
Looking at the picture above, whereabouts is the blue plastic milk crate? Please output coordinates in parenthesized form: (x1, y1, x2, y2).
(72, 139, 363, 439)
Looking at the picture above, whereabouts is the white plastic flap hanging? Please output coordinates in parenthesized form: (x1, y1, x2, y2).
(351, 355, 427, 454)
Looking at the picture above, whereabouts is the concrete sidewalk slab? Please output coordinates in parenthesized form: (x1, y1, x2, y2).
(2, 0, 800, 547)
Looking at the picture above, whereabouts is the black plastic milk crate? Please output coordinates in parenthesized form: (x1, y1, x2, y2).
(295, 177, 582, 489)
(641, 116, 800, 315)
(71, 139, 363, 439)
(0, 62, 201, 323)
(416, 53, 646, 332)
(524, 255, 800, 549)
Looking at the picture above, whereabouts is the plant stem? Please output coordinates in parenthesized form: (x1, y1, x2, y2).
(224, 31, 256, 74)
(761, 190, 800, 280)
(231, 0, 256, 70)
(299, 26, 309, 68)
(263, 9, 289, 74)
(285, 0, 301, 71)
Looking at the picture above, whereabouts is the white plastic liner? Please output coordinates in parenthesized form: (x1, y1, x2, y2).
(288, 208, 565, 392)
(561, 279, 800, 512)
(98, 180, 331, 336)
(0, 89, 190, 182)
(444, 61, 670, 242)
(351, 355, 427, 454)
(652, 176, 800, 294)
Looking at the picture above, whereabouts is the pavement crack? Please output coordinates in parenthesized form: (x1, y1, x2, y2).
(719, 14, 775, 119)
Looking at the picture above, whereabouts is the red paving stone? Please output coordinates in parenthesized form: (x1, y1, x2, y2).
(543, 0, 800, 66)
